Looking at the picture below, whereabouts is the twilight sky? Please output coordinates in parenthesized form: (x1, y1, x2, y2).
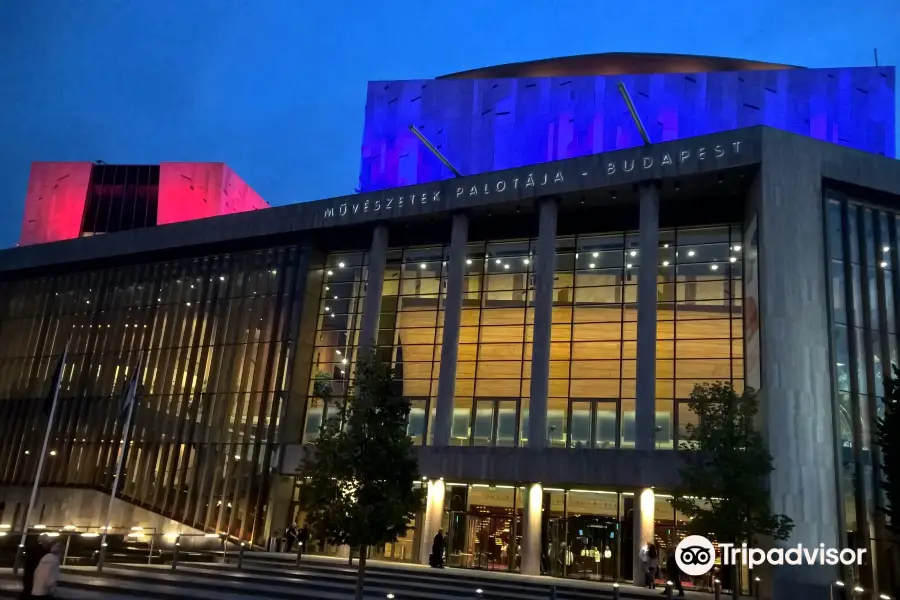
(0, 0, 898, 248)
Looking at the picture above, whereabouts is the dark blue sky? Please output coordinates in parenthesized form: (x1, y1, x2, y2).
(1, 0, 898, 248)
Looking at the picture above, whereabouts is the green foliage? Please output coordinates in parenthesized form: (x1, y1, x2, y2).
(298, 351, 426, 550)
(670, 382, 794, 544)
(310, 371, 333, 407)
(876, 365, 900, 535)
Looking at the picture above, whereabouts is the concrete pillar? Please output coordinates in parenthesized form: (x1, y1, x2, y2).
(528, 199, 558, 448)
(635, 184, 660, 451)
(748, 158, 840, 597)
(632, 488, 656, 585)
(433, 213, 468, 446)
(418, 480, 446, 564)
(520, 483, 543, 575)
(359, 224, 388, 349)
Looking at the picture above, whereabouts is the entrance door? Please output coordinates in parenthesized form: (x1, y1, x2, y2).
(447, 511, 520, 571)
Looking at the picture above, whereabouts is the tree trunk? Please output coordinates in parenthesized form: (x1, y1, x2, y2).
(354, 545, 367, 600)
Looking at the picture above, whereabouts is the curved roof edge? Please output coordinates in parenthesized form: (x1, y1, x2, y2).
(438, 52, 803, 79)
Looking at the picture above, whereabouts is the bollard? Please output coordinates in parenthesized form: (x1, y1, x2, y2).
(296, 541, 303, 567)
(830, 581, 845, 600)
(171, 536, 180, 571)
(13, 544, 24, 575)
(664, 580, 673, 599)
(714, 578, 721, 600)
(474, 588, 483, 599)
(612, 582, 620, 600)
(754, 576, 761, 600)
(550, 585, 557, 600)
(238, 542, 246, 569)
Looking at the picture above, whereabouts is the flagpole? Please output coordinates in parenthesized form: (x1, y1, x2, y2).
(14, 342, 68, 574)
(98, 353, 142, 572)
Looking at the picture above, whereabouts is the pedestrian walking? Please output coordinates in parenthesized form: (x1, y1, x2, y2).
(30, 541, 61, 599)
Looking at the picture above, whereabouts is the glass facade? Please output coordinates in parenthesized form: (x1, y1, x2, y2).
(0, 246, 308, 543)
(825, 193, 898, 585)
(305, 225, 744, 450)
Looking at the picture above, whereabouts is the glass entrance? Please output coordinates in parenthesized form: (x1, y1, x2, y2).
(447, 511, 521, 571)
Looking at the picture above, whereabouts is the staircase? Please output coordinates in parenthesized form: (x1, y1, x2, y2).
(0, 553, 709, 599)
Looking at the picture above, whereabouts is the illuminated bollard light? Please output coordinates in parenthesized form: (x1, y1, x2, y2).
(830, 580, 845, 600)
(238, 541, 246, 569)
(754, 576, 761, 600)
(714, 578, 722, 600)
(664, 580, 674, 599)
(474, 587, 483, 599)
(386, 594, 395, 599)
(612, 582, 620, 600)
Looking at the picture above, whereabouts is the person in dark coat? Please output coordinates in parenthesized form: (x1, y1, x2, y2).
(19, 539, 49, 600)
(665, 551, 685, 596)
(297, 525, 310, 559)
(430, 529, 445, 568)
(285, 523, 299, 552)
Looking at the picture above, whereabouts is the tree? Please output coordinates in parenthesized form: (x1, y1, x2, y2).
(298, 351, 425, 600)
(876, 365, 900, 535)
(670, 382, 793, 599)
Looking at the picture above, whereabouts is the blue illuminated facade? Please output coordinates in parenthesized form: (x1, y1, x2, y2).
(359, 66, 895, 192)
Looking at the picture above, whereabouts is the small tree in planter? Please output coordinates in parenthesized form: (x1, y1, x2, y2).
(299, 351, 425, 600)
(671, 382, 793, 600)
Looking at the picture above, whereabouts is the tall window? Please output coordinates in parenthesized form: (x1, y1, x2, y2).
(80, 164, 159, 236)
(305, 226, 744, 449)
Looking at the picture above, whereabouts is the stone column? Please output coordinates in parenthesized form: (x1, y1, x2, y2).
(632, 488, 656, 585)
(359, 224, 388, 349)
(433, 213, 468, 446)
(418, 479, 446, 565)
(635, 184, 660, 451)
(520, 482, 543, 575)
(527, 199, 558, 448)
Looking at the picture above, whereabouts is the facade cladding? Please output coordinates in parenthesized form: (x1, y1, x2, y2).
(359, 66, 895, 191)
(0, 247, 309, 541)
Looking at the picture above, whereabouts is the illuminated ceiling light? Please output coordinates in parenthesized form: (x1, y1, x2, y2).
(334, 295, 338, 299)
(186, 302, 191, 307)
(234, 455, 241, 460)
(662, 261, 670, 266)
(338, 262, 345, 268)
(629, 250, 637, 257)
(663, 243, 669, 248)
(495, 259, 502, 264)
(336, 350, 342, 355)
(626, 263, 633, 269)
(884, 246, 891, 253)
(710, 264, 719, 271)
(219, 276, 225, 281)
(158, 298, 162, 302)
(49, 451, 57, 457)
(523, 258, 529, 264)
(341, 358, 348, 364)
(24, 451, 29, 455)
(327, 270, 333, 276)
(420, 263, 427, 269)
(881, 261, 889, 268)
(503, 264, 510, 269)
(589, 263, 595, 269)
(324, 306, 330, 312)
(687, 250, 696, 257)
(729, 257, 737, 263)
(330, 314, 335, 318)
(466, 259, 472, 265)
(592, 252, 599, 258)
(733, 245, 742, 251)
(190, 285, 195, 289)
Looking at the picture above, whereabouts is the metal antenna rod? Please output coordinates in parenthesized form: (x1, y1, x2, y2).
(874, 48, 879, 67)
(409, 125, 463, 178)
(617, 82, 652, 147)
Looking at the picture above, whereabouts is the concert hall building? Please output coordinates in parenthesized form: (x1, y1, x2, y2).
(0, 54, 896, 595)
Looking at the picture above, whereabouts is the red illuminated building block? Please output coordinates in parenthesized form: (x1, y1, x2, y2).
(18, 161, 269, 247)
